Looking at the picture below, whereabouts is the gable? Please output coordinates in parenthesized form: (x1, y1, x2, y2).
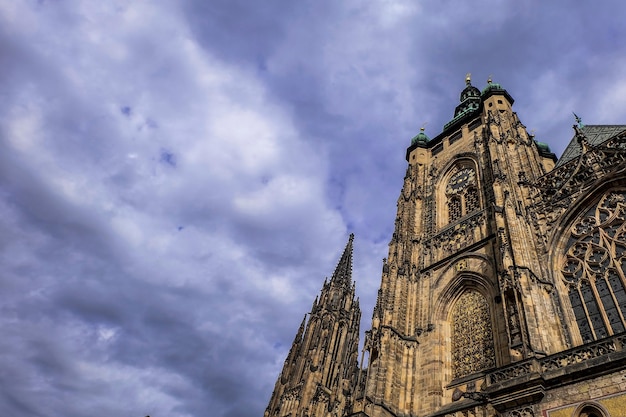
(556, 125, 626, 167)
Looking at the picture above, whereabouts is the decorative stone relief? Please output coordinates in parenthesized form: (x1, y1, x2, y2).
(312, 384, 330, 404)
(530, 132, 626, 234)
(487, 332, 626, 384)
(540, 336, 617, 372)
(429, 211, 485, 254)
(489, 361, 533, 384)
(508, 406, 534, 417)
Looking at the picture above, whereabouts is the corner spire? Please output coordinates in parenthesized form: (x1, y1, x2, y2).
(330, 233, 354, 288)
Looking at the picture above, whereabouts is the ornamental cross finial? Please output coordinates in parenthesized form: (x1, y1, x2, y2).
(465, 72, 471, 85)
(573, 112, 584, 128)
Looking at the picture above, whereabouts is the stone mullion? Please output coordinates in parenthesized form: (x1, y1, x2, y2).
(596, 229, 618, 330)
(576, 284, 599, 340)
(600, 271, 626, 334)
(602, 229, 626, 331)
(612, 253, 626, 328)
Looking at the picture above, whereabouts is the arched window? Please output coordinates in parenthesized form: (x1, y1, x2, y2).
(446, 166, 480, 224)
(561, 190, 626, 343)
(451, 289, 496, 378)
(575, 403, 609, 417)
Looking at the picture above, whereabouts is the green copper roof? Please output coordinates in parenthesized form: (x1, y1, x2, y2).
(443, 102, 480, 131)
(534, 140, 551, 153)
(443, 76, 483, 132)
(411, 128, 430, 146)
(481, 80, 503, 94)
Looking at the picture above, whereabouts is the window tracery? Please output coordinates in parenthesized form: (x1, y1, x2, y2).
(449, 196, 462, 222)
(451, 289, 496, 378)
(561, 190, 626, 343)
(446, 166, 480, 223)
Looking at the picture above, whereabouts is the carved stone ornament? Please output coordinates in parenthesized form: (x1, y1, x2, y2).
(312, 384, 330, 404)
(530, 132, 626, 233)
(429, 211, 485, 251)
(508, 406, 534, 417)
(456, 259, 468, 271)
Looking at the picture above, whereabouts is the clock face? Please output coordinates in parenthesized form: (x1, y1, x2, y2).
(447, 168, 475, 193)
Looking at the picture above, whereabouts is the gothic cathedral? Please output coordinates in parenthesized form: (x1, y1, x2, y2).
(264, 76, 626, 417)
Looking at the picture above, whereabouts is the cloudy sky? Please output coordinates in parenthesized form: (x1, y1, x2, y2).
(1, 1, 625, 416)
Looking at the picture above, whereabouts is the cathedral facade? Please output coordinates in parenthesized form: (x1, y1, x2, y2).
(265, 76, 626, 417)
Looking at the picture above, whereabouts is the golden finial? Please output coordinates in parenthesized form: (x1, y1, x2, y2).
(487, 74, 493, 84)
(420, 122, 428, 132)
(465, 72, 471, 85)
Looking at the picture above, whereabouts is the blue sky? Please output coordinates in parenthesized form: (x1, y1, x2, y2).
(1, 1, 625, 416)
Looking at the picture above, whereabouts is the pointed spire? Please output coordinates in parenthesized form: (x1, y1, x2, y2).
(280, 314, 308, 384)
(289, 315, 307, 353)
(296, 315, 306, 339)
(330, 233, 354, 289)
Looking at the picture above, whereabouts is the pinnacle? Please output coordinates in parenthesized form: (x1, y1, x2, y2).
(330, 233, 354, 289)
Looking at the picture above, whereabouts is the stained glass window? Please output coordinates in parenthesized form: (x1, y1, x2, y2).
(561, 190, 626, 342)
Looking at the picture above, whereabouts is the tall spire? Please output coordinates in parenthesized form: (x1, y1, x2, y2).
(330, 233, 354, 289)
(264, 234, 361, 417)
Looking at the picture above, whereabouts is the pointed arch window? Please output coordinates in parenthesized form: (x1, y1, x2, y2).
(451, 289, 496, 378)
(446, 167, 480, 223)
(561, 190, 626, 343)
(575, 403, 610, 417)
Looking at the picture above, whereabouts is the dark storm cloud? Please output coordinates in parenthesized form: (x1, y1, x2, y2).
(1, 1, 625, 416)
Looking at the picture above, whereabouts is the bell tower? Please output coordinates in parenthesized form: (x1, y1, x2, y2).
(266, 75, 626, 417)
(359, 76, 564, 417)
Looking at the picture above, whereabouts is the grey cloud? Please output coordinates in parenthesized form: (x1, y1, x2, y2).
(1, 1, 625, 417)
